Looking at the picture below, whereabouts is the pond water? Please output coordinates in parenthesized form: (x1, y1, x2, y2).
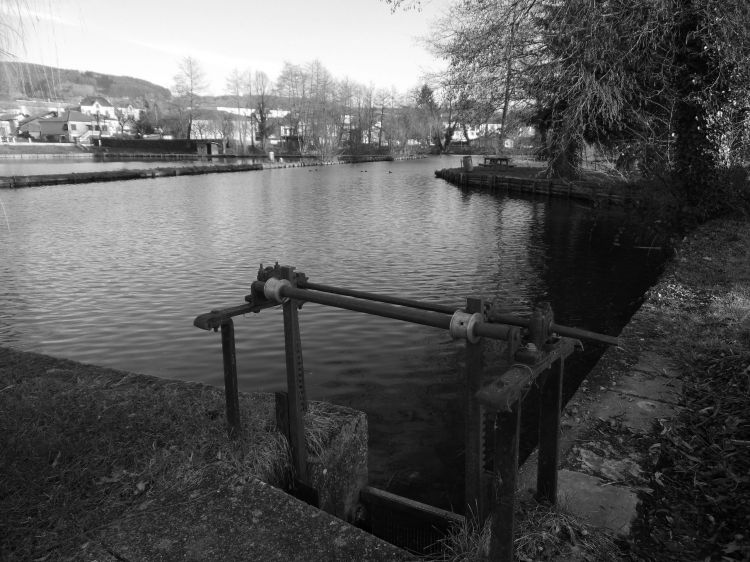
(0, 156, 668, 510)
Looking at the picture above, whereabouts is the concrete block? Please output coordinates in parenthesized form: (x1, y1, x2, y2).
(307, 403, 369, 523)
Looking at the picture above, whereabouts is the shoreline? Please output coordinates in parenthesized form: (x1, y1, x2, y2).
(0, 154, 425, 188)
(435, 165, 653, 206)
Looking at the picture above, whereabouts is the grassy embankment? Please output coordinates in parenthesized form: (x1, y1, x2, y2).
(0, 353, 351, 561)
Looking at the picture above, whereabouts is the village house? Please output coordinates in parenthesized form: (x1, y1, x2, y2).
(78, 96, 142, 136)
(36, 110, 95, 143)
(79, 96, 116, 119)
(78, 96, 118, 137)
(13, 96, 145, 143)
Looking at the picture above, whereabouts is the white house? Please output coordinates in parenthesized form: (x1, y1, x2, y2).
(80, 96, 116, 119)
(79, 96, 142, 136)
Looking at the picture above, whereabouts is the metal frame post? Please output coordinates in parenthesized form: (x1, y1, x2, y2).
(489, 402, 521, 561)
(281, 265, 309, 482)
(536, 357, 564, 503)
(220, 319, 241, 436)
(464, 297, 486, 520)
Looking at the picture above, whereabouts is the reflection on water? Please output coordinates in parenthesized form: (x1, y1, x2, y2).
(0, 156, 667, 509)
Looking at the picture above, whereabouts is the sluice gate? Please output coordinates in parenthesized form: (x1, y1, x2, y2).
(194, 263, 617, 560)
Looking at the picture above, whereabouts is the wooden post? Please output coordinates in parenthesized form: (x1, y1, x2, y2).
(489, 402, 521, 562)
(281, 265, 308, 482)
(536, 357, 564, 504)
(464, 297, 486, 520)
(220, 319, 241, 437)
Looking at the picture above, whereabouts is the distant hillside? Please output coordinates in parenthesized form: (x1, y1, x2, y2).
(0, 61, 172, 103)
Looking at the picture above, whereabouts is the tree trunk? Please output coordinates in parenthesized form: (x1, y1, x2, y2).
(671, 2, 715, 204)
(499, 23, 516, 144)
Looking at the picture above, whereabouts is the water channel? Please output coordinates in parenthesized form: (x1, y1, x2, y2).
(0, 155, 669, 511)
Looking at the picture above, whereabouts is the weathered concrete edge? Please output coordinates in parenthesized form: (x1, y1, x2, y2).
(82, 477, 410, 562)
(517, 222, 725, 536)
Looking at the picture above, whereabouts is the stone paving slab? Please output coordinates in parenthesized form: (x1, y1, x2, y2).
(593, 352, 680, 434)
(518, 348, 679, 541)
(554, 351, 679, 534)
(556, 470, 639, 536)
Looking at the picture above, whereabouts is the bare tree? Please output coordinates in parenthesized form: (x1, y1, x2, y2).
(275, 62, 305, 153)
(225, 68, 251, 153)
(428, 0, 541, 145)
(173, 56, 207, 140)
(114, 108, 135, 136)
(252, 70, 272, 151)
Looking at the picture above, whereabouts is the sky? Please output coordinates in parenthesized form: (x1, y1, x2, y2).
(10, 0, 453, 96)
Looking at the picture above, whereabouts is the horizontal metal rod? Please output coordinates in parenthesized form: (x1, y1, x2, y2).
(299, 280, 458, 315)
(489, 313, 620, 347)
(251, 281, 514, 341)
(193, 301, 277, 331)
(300, 280, 617, 346)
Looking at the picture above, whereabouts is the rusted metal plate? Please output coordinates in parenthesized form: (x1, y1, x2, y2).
(476, 338, 578, 412)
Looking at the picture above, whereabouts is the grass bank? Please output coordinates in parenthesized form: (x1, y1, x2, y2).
(0, 352, 286, 560)
(0, 349, 371, 561)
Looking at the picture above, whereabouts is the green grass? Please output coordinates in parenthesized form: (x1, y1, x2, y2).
(0, 349, 362, 561)
(0, 355, 317, 560)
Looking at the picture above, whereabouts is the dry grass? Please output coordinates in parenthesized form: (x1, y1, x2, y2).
(427, 501, 620, 561)
(305, 401, 358, 458)
(0, 355, 291, 561)
(515, 502, 621, 561)
(0, 349, 363, 561)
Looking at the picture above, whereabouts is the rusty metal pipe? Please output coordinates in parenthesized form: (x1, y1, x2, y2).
(489, 313, 619, 346)
(298, 280, 617, 346)
(250, 281, 514, 341)
(299, 280, 457, 314)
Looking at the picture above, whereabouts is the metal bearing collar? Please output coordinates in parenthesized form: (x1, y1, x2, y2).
(263, 278, 291, 303)
(449, 310, 483, 343)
